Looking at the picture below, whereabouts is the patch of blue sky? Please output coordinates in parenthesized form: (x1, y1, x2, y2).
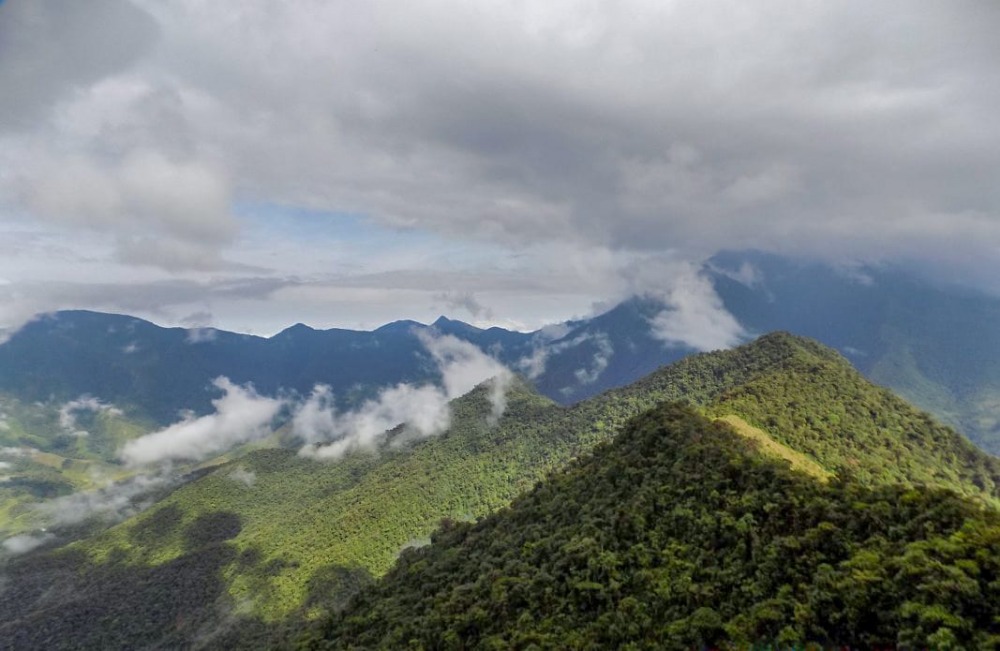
(234, 201, 511, 274)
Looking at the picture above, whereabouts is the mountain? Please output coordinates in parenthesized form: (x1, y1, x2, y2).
(0, 311, 532, 424)
(708, 250, 1000, 454)
(3, 333, 998, 649)
(316, 403, 1000, 649)
(0, 304, 693, 429)
(6, 250, 1000, 460)
(529, 295, 686, 403)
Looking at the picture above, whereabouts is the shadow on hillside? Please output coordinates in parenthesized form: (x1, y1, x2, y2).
(0, 511, 244, 650)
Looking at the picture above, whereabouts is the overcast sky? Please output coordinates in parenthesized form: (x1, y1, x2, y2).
(1, 0, 998, 335)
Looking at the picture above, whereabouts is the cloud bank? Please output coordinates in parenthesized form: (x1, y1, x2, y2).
(649, 265, 746, 352)
(37, 471, 172, 526)
(298, 332, 512, 460)
(120, 377, 282, 466)
(2, 0, 1000, 334)
(1, 533, 54, 557)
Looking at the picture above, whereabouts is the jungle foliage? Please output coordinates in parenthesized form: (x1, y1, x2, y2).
(311, 403, 1000, 650)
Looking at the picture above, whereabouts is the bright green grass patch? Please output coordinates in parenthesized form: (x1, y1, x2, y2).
(715, 414, 833, 481)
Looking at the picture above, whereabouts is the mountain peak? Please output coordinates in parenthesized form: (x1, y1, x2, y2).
(431, 316, 483, 334)
(374, 319, 426, 334)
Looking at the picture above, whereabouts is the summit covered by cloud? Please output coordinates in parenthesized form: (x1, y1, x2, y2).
(1, 1, 998, 334)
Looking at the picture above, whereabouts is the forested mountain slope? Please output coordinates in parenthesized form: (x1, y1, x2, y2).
(314, 403, 1000, 650)
(711, 250, 1000, 453)
(2, 333, 998, 649)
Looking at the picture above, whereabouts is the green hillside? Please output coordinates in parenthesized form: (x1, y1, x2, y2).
(3, 333, 999, 649)
(0, 393, 151, 537)
(314, 403, 1000, 650)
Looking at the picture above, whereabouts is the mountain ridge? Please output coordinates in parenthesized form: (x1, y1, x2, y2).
(3, 331, 998, 649)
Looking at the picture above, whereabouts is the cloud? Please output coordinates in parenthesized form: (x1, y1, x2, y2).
(296, 383, 452, 461)
(21, 149, 237, 271)
(434, 291, 494, 320)
(2, 1, 1000, 333)
(120, 377, 283, 466)
(186, 327, 218, 344)
(573, 333, 614, 385)
(649, 265, 746, 352)
(37, 471, 172, 526)
(0, 0, 159, 128)
(59, 396, 123, 437)
(227, 466, 256, 488)
(298, 332, 512, 460)
(1, 533, 54, 556)
(100, 0, 999, 272)
(419, 331, 512, 402)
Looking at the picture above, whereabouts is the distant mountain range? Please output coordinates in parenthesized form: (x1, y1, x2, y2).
(2, 251, 999, 453)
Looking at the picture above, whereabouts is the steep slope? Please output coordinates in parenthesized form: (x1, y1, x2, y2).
(315, 403, 1000, 650)
(530, 295, 692, 403)
(709, 250, 1000, 453)
(3, 333, 998, 649)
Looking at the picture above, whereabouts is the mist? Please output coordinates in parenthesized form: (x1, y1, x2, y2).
(120, 377, 283, 466)
(298, 332, 513, 461)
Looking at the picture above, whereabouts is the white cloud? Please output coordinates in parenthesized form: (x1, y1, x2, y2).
(2, 0, 1000, 333)
(298, 333, 512, 460)
(297, 383, 452, 461)
(573, 333, 614, 385)
(186, 327, 218, 343)
(58, 396, 123, 438)
(2, 533, 54, 556)
(649, 265, 746, 352)
(120, 377, 283, 466)
(37, 471, 171, 526)
(228, 466, 256, 488)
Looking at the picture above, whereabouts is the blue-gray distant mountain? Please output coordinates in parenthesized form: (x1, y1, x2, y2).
(0, 312, 536, 424)
(2, 251, 999, 452)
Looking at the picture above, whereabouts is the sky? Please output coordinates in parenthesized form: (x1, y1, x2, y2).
(1, 0, 998, 335)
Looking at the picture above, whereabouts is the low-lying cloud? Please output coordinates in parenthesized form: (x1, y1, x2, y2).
(227, 465, 257, 488)
(573, 334, 614, 385)
(298, 332, 512, 460)
(58, 396, 123, 437)
(37, 471, 172, 526)
(649, 265, 746, 352)
(1, 533, 55, 557)
(120, 377, 283, 466)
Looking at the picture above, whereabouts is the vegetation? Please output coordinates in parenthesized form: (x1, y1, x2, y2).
(0, 393, 149, 537)
(311, 403, 1000, 649)
(3, 332, 1000, 648)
